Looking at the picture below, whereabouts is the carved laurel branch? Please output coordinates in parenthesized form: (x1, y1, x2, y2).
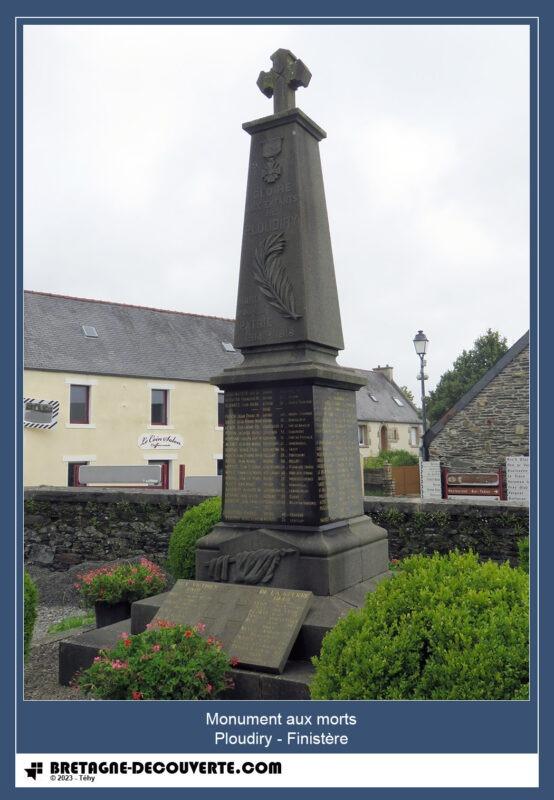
(253, 232, 301, 320)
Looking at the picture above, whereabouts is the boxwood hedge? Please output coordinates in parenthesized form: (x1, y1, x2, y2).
(167, 497, 222, 579)
(311, 551, 529, 700)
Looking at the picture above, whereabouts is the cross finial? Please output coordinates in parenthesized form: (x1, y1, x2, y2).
(257, 49, 312, 114)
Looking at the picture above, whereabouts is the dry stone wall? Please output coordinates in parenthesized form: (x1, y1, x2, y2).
(364, 497, 529, 565)
(428, 345, 529, 472)
(24, 488, 209, 570)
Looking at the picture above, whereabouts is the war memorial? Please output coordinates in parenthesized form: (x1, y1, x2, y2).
(59, 49, 390, 699)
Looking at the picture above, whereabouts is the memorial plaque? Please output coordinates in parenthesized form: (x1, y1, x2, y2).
(419, 460, 443, 500)
(153, 580, 312, 673)
(223, 383, 362, 526)
(506, 456, 530, 503)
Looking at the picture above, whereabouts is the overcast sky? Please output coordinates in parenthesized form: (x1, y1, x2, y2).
(23, 23, 530, 399)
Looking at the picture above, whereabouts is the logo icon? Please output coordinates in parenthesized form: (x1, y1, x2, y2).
(24, 762, 43, 780)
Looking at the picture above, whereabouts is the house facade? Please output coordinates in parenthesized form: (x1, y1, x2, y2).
(24, 291, 241, 489)
(24, 291, 422, 488)
(354, 365, 422, 462)
(423, 331, 529, 472)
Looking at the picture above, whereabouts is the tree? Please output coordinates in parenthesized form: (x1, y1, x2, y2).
(399, 385, 415, 403)
(426, 329, 508, 426)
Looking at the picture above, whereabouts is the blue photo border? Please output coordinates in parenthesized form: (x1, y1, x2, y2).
(2, 1, 550, 797)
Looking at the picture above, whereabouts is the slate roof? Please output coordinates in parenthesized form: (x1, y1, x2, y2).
(352, 369, 421, 425)
(24, 292, 422, 426)
(24, 291, 243, 382)
(424, 330, 530, 447)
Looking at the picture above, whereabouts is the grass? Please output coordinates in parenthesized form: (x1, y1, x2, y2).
(47, 613, 95, 634)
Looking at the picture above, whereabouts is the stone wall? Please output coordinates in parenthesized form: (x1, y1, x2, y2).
(364, 497, 529, 565)
(24, 488, 210, 570)
(25, 487, 529, 572)
(363, 464, 394, 496)
(428, 344, 529, 471)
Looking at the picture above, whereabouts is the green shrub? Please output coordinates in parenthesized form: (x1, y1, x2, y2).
(364, 449, 418, 468)
(311, 551, 529, 700)
(24, 571, 38, 661)
(75, 559, 167, 606)
(77, 619, 234, 700)
(517, 537, 529, 573)
(167, 497, 222, 579)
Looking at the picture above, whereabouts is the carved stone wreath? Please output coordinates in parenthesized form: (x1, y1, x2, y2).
(253, 232, 301, 320)
(262, 156, 281, 184)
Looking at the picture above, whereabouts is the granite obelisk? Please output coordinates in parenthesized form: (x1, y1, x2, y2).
(198, 49, 389, 596)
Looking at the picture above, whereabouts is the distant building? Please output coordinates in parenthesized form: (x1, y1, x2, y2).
(354, 365, 422, 461)
(24, 291, 241, 488)
(24, 291, 422, 488)
(423, 331, 529, 471)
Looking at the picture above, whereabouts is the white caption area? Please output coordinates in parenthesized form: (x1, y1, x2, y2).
(16, 753, 538, 788)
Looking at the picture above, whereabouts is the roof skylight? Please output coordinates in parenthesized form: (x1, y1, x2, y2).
(81, 325, 98, 338)
(392, 397, 404, 406)
(221, 341, 236, 352)
(368, 393, 378, 402)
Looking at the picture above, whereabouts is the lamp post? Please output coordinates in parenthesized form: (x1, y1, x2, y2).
(413, 330, 429, 460)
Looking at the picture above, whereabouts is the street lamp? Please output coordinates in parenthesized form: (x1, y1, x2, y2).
(413, 330, 429, 460)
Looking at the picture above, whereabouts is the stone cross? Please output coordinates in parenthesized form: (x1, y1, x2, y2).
(257, 49, 312, 113)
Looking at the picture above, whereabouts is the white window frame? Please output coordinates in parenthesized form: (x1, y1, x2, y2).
(147, 383, 174, 429)
(65, 378, 97, 428)
(358, 424, 368, 447)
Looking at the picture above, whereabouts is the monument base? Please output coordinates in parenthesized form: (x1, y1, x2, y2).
(195, 515, 388, 596)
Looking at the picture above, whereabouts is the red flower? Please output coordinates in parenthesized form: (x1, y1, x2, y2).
(205, 684, 213, 694)
(123, 638, 132, 648)
(132, 691, 143, 700)
(229, 656, 239, 667)
(184, 630, 193, 639)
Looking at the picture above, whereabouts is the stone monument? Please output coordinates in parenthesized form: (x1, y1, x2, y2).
(196, 49, 389, 596)
(58, 52, 390, 697)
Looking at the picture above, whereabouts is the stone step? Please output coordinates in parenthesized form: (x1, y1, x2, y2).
(58, 619, 313, 699)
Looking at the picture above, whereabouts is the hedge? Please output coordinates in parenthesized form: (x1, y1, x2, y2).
(167, 497, 222, 579)
(311, 551, 529, 700)
(24, 571, 39, 661)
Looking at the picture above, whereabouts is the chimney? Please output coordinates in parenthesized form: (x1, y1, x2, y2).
(372, 364, 394, 383)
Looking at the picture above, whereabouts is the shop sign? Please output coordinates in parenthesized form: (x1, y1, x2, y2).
(138, 433, 183, 450)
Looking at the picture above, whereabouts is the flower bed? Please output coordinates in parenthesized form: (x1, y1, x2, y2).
(74, 558, 167, 606)
(77, 620, 235, 700)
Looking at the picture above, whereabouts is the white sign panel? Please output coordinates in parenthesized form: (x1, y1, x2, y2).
(138, 433, 183, 450)
(506, 455, 530, 503)
(420, 459, 442, 500)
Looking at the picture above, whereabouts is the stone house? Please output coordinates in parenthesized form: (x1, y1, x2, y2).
(423, 331, 529, 471)
(354, 365, 422, 461)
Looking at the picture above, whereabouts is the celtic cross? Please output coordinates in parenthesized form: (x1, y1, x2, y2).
(257, 49, 312, 113)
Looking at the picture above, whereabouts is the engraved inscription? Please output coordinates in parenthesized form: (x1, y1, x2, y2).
(223, 385, 363, 526)
(312, 386, 363, 523)
(253, 232, 301, 320)
(154, 580, 312, 673)
(248, 182, 298, 215)
(245, 214, 298, 236)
